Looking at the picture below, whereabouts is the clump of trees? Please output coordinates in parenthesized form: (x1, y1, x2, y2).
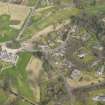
(40, 76, 69, 105)
(71, 10, 105, 59)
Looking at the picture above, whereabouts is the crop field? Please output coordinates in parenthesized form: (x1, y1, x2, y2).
(22, 7, 80, 39)
(0, 1, 30, 29)
(26, 56, 42, 78)
(0, 14, 18, 42)
(0, 52, 35, 104)
(26, 56, 42, 102)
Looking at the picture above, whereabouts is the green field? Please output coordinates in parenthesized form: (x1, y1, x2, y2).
(0, 52, 34, 104)
(0, 15, 18, 42)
